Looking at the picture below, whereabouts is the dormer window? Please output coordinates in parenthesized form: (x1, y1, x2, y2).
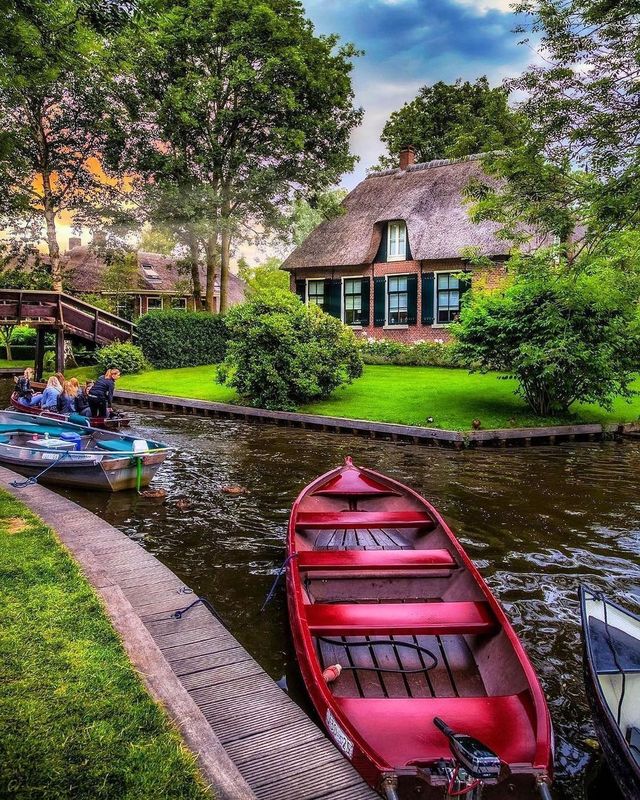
(387, 221, 406, 261)
(142, 265, 161, 281)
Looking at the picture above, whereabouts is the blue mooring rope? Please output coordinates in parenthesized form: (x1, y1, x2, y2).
(260, 552, 298, 612)
(10, 449, 72, 489)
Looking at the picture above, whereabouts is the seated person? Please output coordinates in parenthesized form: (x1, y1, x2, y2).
(15, 368, 43, 407)
(57, 380, 78, 415)
(72, 378, 93, 418)
(41, 376, 63, 412)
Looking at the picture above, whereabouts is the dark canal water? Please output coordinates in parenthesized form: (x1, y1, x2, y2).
(57, 409, 639, 800)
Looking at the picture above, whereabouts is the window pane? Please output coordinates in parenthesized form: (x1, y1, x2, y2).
(438, 274, 449, 288)
(449, 275, 459, 289)
(397, 277, 407, 292)
(388, 276, 397, 292)
(449, 290, 459, 308)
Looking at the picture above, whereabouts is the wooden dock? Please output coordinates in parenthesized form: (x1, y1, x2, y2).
(0, 467, 379, 800)
(115, 388, 640, 448)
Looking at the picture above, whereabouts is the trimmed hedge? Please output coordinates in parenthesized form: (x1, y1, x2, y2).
(359, 339, 464, 368)
(137, 310, 228, 369)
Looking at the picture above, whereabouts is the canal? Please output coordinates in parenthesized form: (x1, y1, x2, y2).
(56, 408, 640, 799)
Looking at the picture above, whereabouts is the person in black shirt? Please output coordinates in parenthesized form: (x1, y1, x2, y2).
(88, 369, 120, 417)
(15, 368, 42, 407)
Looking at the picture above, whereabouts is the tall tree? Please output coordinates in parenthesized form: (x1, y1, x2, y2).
(376, 78, 524, 169)
(114, 0, 361, 312)
(0, 0, 125, 291)
(469, 0, 640, 255)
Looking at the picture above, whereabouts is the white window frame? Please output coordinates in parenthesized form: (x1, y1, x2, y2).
(146, 295, 163, 311)
(384, 273, 410, 329)
(305, 278, 325, 309)
(341, 276, 365, 328)
(433, 270, 462, 327)
(170, 296, 188, 311)
(387, 221, 407, 262)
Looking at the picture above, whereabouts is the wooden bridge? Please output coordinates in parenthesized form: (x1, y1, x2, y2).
(0, 290, 136, 376)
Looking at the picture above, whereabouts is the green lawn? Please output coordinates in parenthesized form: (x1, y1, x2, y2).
(0, 490, 211, 800)
(116, 364, 640, 431)
(0, 359, 32, 369)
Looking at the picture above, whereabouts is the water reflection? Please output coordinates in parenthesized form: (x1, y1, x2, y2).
(58, 410, 639, 800)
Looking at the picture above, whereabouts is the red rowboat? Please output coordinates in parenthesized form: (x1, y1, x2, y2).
(9, 392, 130, 430)
(286, 457, 553, 800)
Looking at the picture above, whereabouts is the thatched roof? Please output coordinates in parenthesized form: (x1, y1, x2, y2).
(283, 154, 532, 271)
(62, 246, 246, 304)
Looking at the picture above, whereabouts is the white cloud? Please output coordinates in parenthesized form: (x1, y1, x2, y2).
(450, 0, 515, 13)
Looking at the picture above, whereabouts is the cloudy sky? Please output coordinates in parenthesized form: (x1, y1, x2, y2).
(303, 0, 535, 187)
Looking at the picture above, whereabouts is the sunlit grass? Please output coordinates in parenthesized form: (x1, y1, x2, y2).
(0, 490, 212, 800)
(116, 364, 640, 431)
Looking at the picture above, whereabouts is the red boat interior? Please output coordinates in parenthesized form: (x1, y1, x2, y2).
(292, 460, 541, 771)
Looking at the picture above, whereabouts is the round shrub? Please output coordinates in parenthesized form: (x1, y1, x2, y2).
(95, 343, 148, 375)
(218, 291, 363, 411)
(137, 311, 228, 369)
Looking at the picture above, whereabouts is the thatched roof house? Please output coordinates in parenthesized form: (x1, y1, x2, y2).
(283, 151, 519, 343)
(62, 240, 245, 319)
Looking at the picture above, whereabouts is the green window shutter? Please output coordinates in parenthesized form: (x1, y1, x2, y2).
(373, 277, 386, 327)
(406, 274, 418, 325)
(421, 272, 435, 325)
(324, 279, 342, 319)
(295, 279, 306, 303)
(374, 225, 388, 263)
(360, 277, 371, 326)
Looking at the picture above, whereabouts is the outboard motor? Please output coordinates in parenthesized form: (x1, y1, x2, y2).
(434, 717, 502, 798)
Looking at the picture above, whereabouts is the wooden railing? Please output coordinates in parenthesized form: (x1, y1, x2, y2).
(0, 290, 136, 345)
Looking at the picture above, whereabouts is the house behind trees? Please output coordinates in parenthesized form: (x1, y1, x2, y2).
(283, 150, 528, 343)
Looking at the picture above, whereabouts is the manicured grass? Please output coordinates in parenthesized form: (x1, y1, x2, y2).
(0, 490, 212, 800)
(0, 359, 32, 368)
(116, 364, 640, 431)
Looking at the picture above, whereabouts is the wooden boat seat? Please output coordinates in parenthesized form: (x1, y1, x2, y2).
(298, 549, 456, 571)
(296, 511, 435, 531)
(333, 694, 537, 767)
(306, 600, 497, 636)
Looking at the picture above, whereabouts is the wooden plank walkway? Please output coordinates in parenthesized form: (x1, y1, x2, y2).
(0, 467, 379, 800)
(115, 389, 640, 448)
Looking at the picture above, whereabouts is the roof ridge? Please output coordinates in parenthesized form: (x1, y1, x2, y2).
(365, 152, 487, 180)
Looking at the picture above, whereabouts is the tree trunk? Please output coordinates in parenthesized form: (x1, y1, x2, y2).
(42, 170, 62, 292)
(3, 325, 14, 360)
(205, 233, 218, 313)
(188, 230, 203, 311)
(219, 197, 231, 313)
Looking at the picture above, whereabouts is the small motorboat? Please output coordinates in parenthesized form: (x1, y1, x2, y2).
(10, 391, 131, 430)
(580, 587, 640, 800)
(287, 457, 553, 799)
(0, 409, 169, 491)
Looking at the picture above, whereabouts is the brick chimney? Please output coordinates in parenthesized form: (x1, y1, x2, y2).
(399, 146, 416, 171)
(68, 236, 82, 251)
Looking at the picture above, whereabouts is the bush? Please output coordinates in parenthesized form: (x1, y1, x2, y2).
(9, 327, 36, 346)
(95, 343, 148, 375)
(218, 291, 363, 410)
(137, 310, 228, 369)
(453, 251, 640, 416)
(360, 339, 462, 367)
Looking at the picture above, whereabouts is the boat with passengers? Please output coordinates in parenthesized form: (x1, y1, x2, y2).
(0, 410, 169, 491)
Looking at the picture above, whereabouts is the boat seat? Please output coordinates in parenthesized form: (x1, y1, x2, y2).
(298, 549, 456, 571)
(96, 439, 134, 453)
(296, 511, 435, 530)
(306, 600, 497, 637)
(333, 694, 537, 767)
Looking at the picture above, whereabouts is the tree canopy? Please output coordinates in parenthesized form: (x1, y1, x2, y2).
(111, 0, 362, 311)
(376, 77, 524, 169)
(0, 0, 126, 290)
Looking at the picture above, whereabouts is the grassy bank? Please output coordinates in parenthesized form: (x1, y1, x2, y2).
(0, 489, 211, 800)
(116, 364, 640, 431)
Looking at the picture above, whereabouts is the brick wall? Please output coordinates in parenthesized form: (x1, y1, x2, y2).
(291, 259, 506, 344)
